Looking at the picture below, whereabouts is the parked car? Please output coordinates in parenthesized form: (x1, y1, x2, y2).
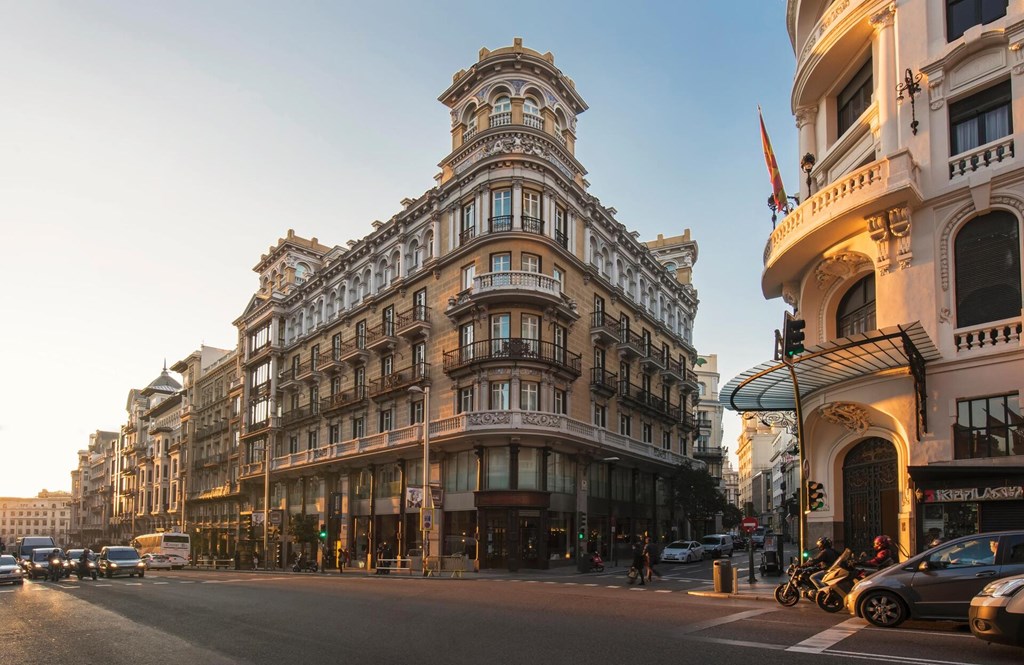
(166, 554, 188, 570)
(847, 531, 1024, 628)
(25, 547, 66, 580)
(98, 546, 146, 578)
(140, 553, 173, 570)
(969, 572, 1024, 648)
(701, 534, 734, 559)
(660, 540, 704, 563)
(0, 554, 24, 585)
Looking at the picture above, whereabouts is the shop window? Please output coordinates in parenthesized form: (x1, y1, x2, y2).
(947, 0, 1008, 41)
(954, 211, 1021, 328)
(954, 393, 1024, 458)
(837, 274, 876, 336)
(484, 447, 510, 490)
(518, 448, 541, 490)
(837, 60, 873, 137)
(949, 81, 1012, 155)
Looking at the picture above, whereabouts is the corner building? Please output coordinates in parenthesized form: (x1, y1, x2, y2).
(236, 39, 701, 571)
(725, 2, 1024, 557)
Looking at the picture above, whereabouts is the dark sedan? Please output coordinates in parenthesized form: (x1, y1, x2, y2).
(970, 573, 1024, 648)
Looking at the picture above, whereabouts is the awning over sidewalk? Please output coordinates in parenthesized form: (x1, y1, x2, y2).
(722, 322, 941, 437)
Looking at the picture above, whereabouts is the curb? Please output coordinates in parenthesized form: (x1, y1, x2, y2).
(687, 589, 776, 601)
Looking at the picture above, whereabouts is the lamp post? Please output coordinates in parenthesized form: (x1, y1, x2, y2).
(409, 385, 430, 576)
(896, 68, 923, 135)
(800, 153, 816, 195)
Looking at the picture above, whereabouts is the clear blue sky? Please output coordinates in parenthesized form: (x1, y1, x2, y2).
(0, 0, 796, 496)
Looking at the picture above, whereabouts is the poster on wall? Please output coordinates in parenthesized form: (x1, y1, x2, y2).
(405, 487, 424, 509)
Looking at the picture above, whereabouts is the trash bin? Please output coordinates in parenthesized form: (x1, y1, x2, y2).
(713, 559, 733, 593)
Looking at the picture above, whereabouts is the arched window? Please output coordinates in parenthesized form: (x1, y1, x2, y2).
(955, 211, 1021, 328)
(491, 95, 511, 127)
(463, 104, 478, 137)
(837, 274, 876, 336)
(524, 97, 542, 129)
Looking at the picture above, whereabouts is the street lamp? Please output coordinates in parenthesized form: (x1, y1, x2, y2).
(409, 385, 431, 576)
(800, 153, 816, 194)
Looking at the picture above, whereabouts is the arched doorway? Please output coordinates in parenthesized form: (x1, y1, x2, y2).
(843, 438, 899, 554)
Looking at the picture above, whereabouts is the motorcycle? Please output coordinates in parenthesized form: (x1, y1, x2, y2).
(815, 549, 867, 613)
(774, 560, 820, 607)
(291, 556, 318, 573)
(76, 557, 98, 581)
(588, 552, 605, 573)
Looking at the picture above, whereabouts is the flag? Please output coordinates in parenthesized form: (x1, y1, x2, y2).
(759, 106, 789, 214)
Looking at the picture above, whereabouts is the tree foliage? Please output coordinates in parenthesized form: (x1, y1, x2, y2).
(670, 463, 727, 537)
(287, 514, 318, 545)
(720, 503, 744, 530)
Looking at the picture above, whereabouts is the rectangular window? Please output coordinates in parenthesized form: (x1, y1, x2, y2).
(552, 266, 564, 291)
(379, 409, 393, 432)
(619, 413, 632, 437)
(662, 431, 671, 450)
(837, 60, 873, 137)
(521, 314, 540, 354)
(521, 253, 540, 273)
(460, 323, 475, 362)
(554, 207, 568, 248)
(642, 423, 652, 443)
(949, 80, 1012, 155)
(381, 354, 394, 377)
(491, 190, 512, 231)
(352, 417, 365, 438)
(354, 366, 365, 392)
(307, 429, 318, 450)
(491, 313, 510, 341)
(461, 200, 476, 244)
(484, 447, 510, 490)
(490, 381, 510, 410)
(410, 400, 424, 424)
(553, 323, 566, 364)
(458, 387, 474, 414)
(947, 0, 1008, 41)
(331, 375, 342, 395)
(490, 252, 511, 272)
(330, 424, 341, 444)
(355, 320, 367, 348)
(953, 393, 1023, 459)
(289, 435, 299, 454)
(521, 381, 539, 411)
(518, 447, 541, 490)
(331, 333, 342, 359)
(593, 403, 607, 428)
(523, 191, 541, 218)
(553, 388, 567, 415)
(461, 263, 476, 291)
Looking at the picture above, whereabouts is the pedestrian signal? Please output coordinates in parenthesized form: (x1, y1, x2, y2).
(319, 523, 327, 540)
(807, 481, 825, 511)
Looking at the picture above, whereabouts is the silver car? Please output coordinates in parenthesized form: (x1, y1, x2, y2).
(847, 530, 1024, 627)
(98, 546, 146, 578)
(0, 554, 24, 585)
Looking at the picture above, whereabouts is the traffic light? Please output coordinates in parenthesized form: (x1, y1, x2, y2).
(246, 516, 255, 540)
(807, 481, 825, 511)
(578, 512, 588, 541)
(782, 313, 806, 359)
(318, 523, 327, 541)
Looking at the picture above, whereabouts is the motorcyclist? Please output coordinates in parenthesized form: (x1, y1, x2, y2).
(804, 537, 839, 589)
(79, 548, 95, 580)
(862, 535, 896, 569)
(49, 549, 63, 582)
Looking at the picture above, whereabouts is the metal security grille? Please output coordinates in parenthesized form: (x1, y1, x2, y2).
(843, 438, 899, 554)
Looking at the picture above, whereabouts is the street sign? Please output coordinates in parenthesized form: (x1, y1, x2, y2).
(269, 509, 283, 526)
(741, 517, 759, 532)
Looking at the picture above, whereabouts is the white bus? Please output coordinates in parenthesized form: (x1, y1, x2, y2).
(131, 532, 190, 568)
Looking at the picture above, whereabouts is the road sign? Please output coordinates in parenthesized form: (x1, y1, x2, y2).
(741, 517, 759, 532)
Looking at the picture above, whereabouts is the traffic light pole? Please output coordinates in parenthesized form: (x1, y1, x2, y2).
(783, 358, 807, 563)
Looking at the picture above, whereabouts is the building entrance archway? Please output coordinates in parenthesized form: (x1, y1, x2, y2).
(843, 437, 899, 555)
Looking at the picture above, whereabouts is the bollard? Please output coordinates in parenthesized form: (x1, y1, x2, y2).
(713, 559, 733, 593)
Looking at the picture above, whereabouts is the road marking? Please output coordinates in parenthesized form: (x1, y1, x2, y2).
(583, 583, 598, 587)
(655, 590, 673, 593)
(153, 582, 169, 585)
(630, 587, 646, 591)
(684, 636, 788, 650)
(787, 618, 865, 653)
(94, 583, 111, 587)
(825, 649, 986, 665)
(178, 581, 195, 584)
(125, 582, 142, 586)
(677, 608, 777, 635)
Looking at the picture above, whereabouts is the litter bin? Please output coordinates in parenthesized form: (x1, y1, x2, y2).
(713, 559, 733, 593)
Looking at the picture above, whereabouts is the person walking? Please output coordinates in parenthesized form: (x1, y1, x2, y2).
(252, 550, 260, 570)
(630, 540, 646, 586)
(643, 537, 662, 583)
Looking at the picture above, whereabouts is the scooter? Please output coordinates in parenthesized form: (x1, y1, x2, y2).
(774, 559, 820, 607)
(815, 549, 866, 613)
(291, 556, 318, 573)
(588, 552, 605, 573)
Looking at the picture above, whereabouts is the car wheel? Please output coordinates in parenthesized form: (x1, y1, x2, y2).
(861, 591, 908, 628)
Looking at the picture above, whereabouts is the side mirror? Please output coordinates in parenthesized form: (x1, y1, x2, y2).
(918, 560, 935, 572)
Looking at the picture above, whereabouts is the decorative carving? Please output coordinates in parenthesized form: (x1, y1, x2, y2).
(889, 207, 912, 269)
(467, 412, 511, 426)
(814, 253, 870, 289)
(508, 79, 527, 94)
(939, 307, 952, 323)
(819, 403, 871, 434)
(928, 74, 945, 110)
(522, 413, 561, 428)
(795, 106, 818, 129)
(782, 284, 800, 309)
(868, 3, 895, 32)
(939, 196, 1024, 290)
(867, 213, 891, 274)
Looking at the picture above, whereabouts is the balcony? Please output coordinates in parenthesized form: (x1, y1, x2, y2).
(617, 328, 646, 359)
(555, 228, 568, 249)
(281, 404, 319, 428)
(370, 364, 430, 400)
(762, 149, 922, 298)
(337, 337, 370, 366)
(661, 357, 685, 383)
(692, 445, 723, 460)
(949, 136, 1015, 180)
(278, 365, 301, 390)
(639, 348, 666, 372)
(443, 338, 582, 379)
(521, 216, 545, 235)
(446, 271, 569, 318)
(590, 311, 620, 346)
(395, 305, 431, 339)
(294, 356, 323, 382)
(489, 215, 513, 233)
(696, 416, 713, 435)
(245, 342, 277, 366)
(459, 225, 476, 246)
(590, 367, 617, 398)
(318, 348, 344, 374)
(617, 380, 680, 423)
(365, 320, 397, 353)
(523, 113, 544, 130)
(195, 420, 229, 440)
(269, 424, 423, 473)
(320, 386, 368, 415)
(489, 112, 511, 128)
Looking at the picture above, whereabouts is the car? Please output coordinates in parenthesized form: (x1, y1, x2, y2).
(165, 553, 188, 570)
(969, 572, 1024, 648)
(141, 553, 173, 570)
(97, 546, 146, 578)
(701, 534, 734, 559)
(0, 554, 24, 585)
(659, 540, 704, 563)
(847, 530, 1024, 628)
(25, 547, 66, 580)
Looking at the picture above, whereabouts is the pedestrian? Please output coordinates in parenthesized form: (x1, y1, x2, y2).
(630, 540, 646, 586)
(375, 542, 385, 575)
(382, 541, 393, 575)
(252, 550, 260, 570)
(643, 537, 662, 583)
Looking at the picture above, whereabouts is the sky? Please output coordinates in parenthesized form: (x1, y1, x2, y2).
(0, 0, 797, 498)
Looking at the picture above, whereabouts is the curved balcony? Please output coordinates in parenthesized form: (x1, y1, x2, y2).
(446, 271, 574, 319)
(792, 0, 874, 110)
(442, 338, 582, 379)
(762, 149, 922, 298)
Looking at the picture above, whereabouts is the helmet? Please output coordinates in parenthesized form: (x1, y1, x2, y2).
(873, 535, 892, 550)
(816, 537, 832, 550)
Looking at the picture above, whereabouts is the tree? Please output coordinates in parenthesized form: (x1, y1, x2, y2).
(287, 514, 318, 547)
(670, 463, 727, 538)
(720, 503, 744, 531)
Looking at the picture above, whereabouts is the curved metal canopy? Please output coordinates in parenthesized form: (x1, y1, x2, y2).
(722, 322, 941, 413)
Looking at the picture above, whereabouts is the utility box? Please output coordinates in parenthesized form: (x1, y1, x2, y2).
(713, 559, 733, 593)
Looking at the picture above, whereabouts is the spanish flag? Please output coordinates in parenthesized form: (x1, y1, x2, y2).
(759, 106, 789, 213)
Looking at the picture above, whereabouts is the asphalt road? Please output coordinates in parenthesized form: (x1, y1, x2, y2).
(2, 561, 1021, 665)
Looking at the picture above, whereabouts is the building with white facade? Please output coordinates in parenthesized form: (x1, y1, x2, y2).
(0, 490, 73, 549)
(725, 1, 1024, 556)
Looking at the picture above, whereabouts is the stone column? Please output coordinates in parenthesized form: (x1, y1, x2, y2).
(795, 106, 818, 198)
(512, 179, 523, 230)
(871, 4, 898, 154)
